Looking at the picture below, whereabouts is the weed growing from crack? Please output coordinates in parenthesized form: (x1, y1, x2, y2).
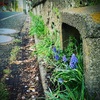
(9, 46, 20, 64)
(3, 69, 11, 75)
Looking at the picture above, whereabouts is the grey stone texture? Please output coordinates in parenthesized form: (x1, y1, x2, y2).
(61, 5, 100, 38)
(48, 0, 90, 9)
(61, 5, 100, 99)
(83, 38, 100, 99)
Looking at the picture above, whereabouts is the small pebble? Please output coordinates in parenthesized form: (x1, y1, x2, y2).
(32, 89, 35, 92)
(35, 76, 39, 81)
(6, 78, 9, 80)
(27, 90, 30, 92)
(25, 85, 28, 88)
(31, 95, 35, 99)
(22, 96, 25, 99)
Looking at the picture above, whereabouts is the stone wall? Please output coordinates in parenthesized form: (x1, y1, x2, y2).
(48, 0, 82, 9)
(32, 0, 61, 36)
(31, 0, 89, 44)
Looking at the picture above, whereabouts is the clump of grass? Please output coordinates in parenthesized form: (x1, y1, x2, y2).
(29, 11, 47, 38)
(13, 39, 21, 44)
(9, 46, 20, 64)
(3, 69, 11, 75)
(0, 82, 9, 100)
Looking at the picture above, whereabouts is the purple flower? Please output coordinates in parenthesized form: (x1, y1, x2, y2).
(58, 78, 63, 83)
(54, 54, 60, 61)
(70, 54, 78, 69)
(52, 47, 57, 53)
(62, 55, 67, 63)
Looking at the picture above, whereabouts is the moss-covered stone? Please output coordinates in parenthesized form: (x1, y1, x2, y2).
(91, 12, 100, 23)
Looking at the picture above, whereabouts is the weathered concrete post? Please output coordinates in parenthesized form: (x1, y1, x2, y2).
(83, 12, 100, 99)
(83, 37, 100, 99)
(60, 5, 100, 99)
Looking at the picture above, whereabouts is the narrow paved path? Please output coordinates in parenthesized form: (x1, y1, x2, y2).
(3, 16, 44, 100)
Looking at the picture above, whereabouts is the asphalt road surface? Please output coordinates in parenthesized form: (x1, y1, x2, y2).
(0, 12, 20, 20)
(0, 12, 26, 31)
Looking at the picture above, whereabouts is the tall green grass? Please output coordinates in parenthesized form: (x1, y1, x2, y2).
(29, 12, 47, 38)
(0, 82, 9, 100)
